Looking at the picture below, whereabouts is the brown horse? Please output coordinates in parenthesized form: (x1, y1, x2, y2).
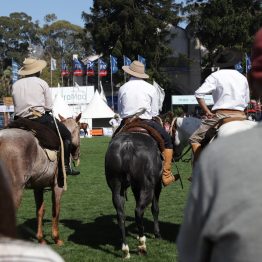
(0, 113, 81, 245)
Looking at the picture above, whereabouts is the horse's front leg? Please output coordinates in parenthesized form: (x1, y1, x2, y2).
(34, 189, 46, 244)
(52, 185, 64, 246)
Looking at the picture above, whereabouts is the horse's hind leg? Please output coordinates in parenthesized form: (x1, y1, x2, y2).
(111, 183, 130, 259)
(34, 189, 46, 244)
(51, 185, 64, 246)
(151, 182, 162, 238)
(133, 188, 154, 254)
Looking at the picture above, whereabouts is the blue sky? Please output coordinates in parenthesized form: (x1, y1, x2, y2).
(0, 0, 92, 26)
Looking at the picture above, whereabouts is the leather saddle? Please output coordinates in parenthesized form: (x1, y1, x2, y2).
(117, 118, 165, 152)
(7, 118, 60, 151)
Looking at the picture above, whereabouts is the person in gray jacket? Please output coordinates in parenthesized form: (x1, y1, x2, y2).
(177, 28, 262, 262)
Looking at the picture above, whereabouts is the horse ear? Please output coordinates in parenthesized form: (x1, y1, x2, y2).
(75, 113, 81, 123)
(58, 114, 66, 121)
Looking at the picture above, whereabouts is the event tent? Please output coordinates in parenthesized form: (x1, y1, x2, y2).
(52, 94, 74, 119)
(81, 90, 115, 129)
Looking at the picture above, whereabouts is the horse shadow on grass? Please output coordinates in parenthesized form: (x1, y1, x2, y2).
(60, 215, 180, 257)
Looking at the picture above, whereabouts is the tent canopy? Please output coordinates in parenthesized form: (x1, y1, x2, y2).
(52, 94, 74, 119)
(82, 90, 115, 119)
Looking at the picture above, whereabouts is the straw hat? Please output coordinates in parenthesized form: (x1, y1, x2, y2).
(122, 60, 149, 79)
(18, 58, 47, 76)
(213, 48, 242, 68)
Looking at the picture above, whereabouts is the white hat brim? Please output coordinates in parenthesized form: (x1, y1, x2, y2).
(122, 65, 149, 79)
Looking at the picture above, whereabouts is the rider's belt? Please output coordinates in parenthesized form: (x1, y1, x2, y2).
(27, 109, 43, 119)
(213, 109, 245, 115)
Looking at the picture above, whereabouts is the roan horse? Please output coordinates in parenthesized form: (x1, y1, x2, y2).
(0, 113, 81, 245)
(105, 131, 163, 259)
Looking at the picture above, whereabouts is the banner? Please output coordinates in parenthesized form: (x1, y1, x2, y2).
(51, 57, 57, 71)
(123, 55, 131, 66)
(246, 53, 251, 73)
(73, 58, 84, 76)
(61, 58, 69, 76)
(98, 59, 108, 77)
(110, 55, 118, 73)
(138, 55, 146, 67)
(12, 59, 20, 83)
(86, 60, 95, 76)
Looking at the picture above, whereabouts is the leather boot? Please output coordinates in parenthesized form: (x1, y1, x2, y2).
(64, 139, 80, 176)
(162, 148, 179, 186)
(191, 143, 202, 166)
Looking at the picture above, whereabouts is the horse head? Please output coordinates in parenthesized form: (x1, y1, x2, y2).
(170, 117, 201, 159)
(59, 113, 81, 166)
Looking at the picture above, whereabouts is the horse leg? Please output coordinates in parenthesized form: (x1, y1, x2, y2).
(151, 182, 162, 239)
(133, 188, 154, 255)
(34, 188, 46, 244)
(111, 183, 130, 259)
(51, 185, 64, 246)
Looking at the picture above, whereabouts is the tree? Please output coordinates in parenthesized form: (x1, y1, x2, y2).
(82, 0, 182, 87)
(183, 0, 262, 65)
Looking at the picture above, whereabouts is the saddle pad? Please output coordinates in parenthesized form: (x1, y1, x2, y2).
(44, 149, 57, 162)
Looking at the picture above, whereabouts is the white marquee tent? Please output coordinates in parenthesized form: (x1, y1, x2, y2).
(81, 90, 115, 129)
(52, 94, 74, 119)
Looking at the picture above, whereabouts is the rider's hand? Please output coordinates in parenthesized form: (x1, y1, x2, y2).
(205, 111, 215, 118)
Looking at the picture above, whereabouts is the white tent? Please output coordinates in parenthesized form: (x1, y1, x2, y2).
(82, 90, 115, 129)
(52, 94, 74, 119)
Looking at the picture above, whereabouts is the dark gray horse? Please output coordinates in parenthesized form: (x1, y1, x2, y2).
(105, 132, 162, 258)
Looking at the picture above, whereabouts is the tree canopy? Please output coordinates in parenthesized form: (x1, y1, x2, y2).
(82, 0, 182, 85)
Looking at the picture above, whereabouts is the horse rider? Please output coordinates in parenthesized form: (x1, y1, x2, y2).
(117, 60, 179, 187)
(189, 48, 250, 164)
(12, 57, 80, 176)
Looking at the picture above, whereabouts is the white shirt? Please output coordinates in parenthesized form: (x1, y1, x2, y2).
(195, 69, 250, 111)
(12, 77, 53, 118)
(118, 77, 159, 119)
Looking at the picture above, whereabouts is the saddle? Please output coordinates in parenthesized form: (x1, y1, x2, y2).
(118, 118, 165, 152)
(7, 118, 60, 151)
(201, 116, 246, 147)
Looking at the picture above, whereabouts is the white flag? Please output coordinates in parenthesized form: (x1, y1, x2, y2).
(51, 57, 56, 71)
(153, 80, 165, 112)
(100, 81, 107, 103)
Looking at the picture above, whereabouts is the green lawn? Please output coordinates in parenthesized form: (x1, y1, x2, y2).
(17, 136, 192, 262)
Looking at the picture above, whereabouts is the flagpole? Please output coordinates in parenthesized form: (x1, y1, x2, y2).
(110, 56, 114, 111)
(97, 59, 100, 92)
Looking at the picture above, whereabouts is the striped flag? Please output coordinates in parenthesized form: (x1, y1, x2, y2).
(110, 55, 118, 74)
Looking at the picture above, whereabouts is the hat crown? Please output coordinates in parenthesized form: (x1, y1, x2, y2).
(129, 61, 145, 74)
(18, 58, 47, 76)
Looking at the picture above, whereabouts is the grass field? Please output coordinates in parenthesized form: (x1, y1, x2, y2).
(17, 136, 192, 261)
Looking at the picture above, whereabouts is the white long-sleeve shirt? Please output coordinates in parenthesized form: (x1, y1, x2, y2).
(195, 69, 250, 111)
(12, 77, 53, 118)
(118, 77, 159, 119)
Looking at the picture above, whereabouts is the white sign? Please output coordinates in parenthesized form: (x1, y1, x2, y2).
(172, 95, 214, 105)
(50, 86, 94, 105)
(0, 105, 14, 112)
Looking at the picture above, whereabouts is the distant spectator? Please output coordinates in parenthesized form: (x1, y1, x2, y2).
(0, 160, 64, 262)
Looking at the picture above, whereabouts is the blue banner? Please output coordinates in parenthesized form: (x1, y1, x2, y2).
(123, 55, 131, 66)
(73, 58, 84, 76)
(138, 55, 146, 67)
(234, 61, 243, 73)
(246, 53, 251, 73)
(12, 59, 20, 83)
(98, 59, 108, 77)
(110, 55, 118, 74)
(61, 58, 69, 76)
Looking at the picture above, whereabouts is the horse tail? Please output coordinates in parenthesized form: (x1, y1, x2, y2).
(120, 140, 136, 182)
